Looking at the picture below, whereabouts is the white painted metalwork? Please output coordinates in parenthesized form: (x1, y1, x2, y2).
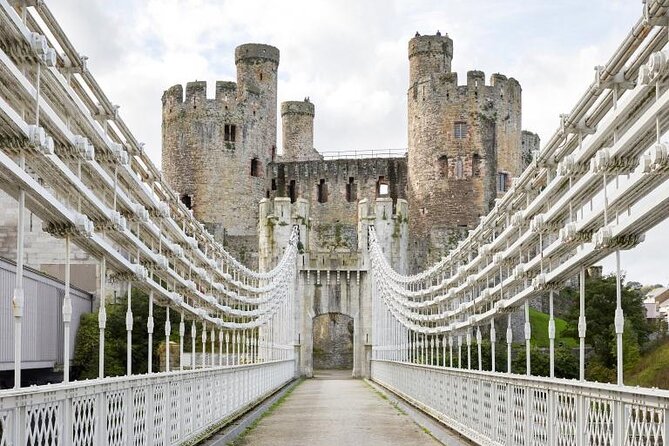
(0, 359, 294, 445)
(369, 2, 669, 444)
(372, 360, 668, 446)
(0, 1, 299, 443)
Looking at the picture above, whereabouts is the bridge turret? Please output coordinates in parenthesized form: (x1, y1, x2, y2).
(358, 198, 408, 275)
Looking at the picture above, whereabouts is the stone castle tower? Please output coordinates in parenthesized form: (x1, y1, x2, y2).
(281, 99, 321, 162)
(407, 32, 526, 270)
(160, 34, 538, 375)
(161, 43, 280, 264)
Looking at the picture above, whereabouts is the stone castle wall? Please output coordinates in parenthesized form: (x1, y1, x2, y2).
(267, 157, 407, 253)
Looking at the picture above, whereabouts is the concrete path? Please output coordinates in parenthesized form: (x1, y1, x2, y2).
(233, 370, 443, 446)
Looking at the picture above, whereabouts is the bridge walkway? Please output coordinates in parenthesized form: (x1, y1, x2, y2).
(231, 370, 444, 446)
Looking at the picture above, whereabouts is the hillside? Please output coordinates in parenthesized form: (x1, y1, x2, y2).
(627, 339, 669, 389)
(529, 308, 578, 349)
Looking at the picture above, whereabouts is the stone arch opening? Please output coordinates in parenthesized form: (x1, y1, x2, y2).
(312, 313, 353, 370)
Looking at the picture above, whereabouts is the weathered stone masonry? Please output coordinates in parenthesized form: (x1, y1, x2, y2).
(161, 33, 540, 375)
(161, 44, 279, 266)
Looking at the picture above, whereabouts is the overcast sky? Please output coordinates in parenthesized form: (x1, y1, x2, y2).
(46, 0, 667, 286)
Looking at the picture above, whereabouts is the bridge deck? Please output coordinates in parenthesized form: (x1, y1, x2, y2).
(233, 370, 442, 446)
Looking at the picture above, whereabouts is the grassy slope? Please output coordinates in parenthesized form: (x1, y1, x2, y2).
(627, 340, 669, 389)
(529, 308, 578, 348)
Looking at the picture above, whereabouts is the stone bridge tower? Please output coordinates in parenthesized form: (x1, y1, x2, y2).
(259, 197, 408, 378)
(407, 32, 524, 271)
(161, 43, 279, 266)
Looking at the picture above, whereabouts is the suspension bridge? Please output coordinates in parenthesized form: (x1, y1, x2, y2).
(1, 0, 669, 445)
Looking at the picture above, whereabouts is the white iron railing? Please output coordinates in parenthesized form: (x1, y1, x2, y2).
(372, 360, 668, 446)
(0, 360, 294, 445)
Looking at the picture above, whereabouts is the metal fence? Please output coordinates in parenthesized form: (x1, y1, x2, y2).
(320, 148, 407, 160)
(372, 360, 668, 446)
(0, 359, 295, 445)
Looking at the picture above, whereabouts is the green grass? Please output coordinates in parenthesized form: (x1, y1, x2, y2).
(529, 308, 578, 349)
(627, 340, 669, 389)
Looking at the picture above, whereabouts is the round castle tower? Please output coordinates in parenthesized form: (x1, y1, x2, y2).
(161, 43, 279, 266)
(407, 32, 523, 270)
(280, 99, 321, 161)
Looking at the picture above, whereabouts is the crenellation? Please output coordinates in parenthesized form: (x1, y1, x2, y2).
(215, 80, 237, 101)
(184, 80, 207, 103)
(466, 70, 486, 88)
(161, 84, 183, 107)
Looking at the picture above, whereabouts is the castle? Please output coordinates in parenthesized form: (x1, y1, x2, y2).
(161, 33, 540, 376)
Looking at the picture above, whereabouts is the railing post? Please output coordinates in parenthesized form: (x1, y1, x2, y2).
(99, 255, 107, 379)
(578, 267, 586, 382)
(576, 393, 585, 446)
(614, 399, 624, 446)
(97, 390, 107, 446)
(466, 330, 472, 370)
(166, 307, 172, 372)
(219, 329, 224, 367)
(146, 380, 155, 444)
(490, 318, 496, 372)
(614, 250, 625, 386)
(506, 314, 512, 373)
(147, 290, 154, 374)
(547, 388, 555, 446)
(63, 235, 72, 383)
(202, 322, 207, 369)
(126, 281, 133, 376)
(524, 301, 531, 376)
(191, 321, 196, 370)
(449, 335, 453, 367)
(548, 290, 555, 378)
(476, 326, 482, 371)
(13, 164, 25, 390)
(63, 392, 72, 445)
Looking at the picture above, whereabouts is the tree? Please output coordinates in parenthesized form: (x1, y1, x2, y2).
(73, 288, 181, 379)
(561, 274, 652, 382)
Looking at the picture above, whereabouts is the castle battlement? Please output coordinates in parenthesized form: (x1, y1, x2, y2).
(161, 79, 266, 109)
(412, 69, 521, 97)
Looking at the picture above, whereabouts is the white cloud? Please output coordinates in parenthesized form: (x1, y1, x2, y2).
(45, 0, 667, 285)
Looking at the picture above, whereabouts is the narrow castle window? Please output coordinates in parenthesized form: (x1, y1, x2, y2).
(377, 176, 389, 197)
(346, 177, 357, 202)
(180, 194, 192, 210)
(250, 158, 261, 177)
(497, 172, 509, 192)
(259, 72, 263, 81)
(289, 180, 297, 203)
(438, 155, 448, 177)
(224, 124, 236, 143)
(455, 158, 464, 179)
(317, 179, 328, 203)
(472, 154, 481, 177)
(454, 122, 467, 139)
(271, 178, 277, 190)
